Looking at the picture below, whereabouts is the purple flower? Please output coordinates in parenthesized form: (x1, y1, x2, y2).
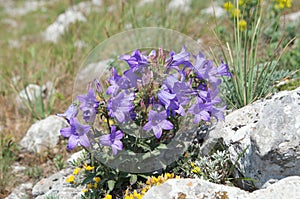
(99, 125, 124, 155)
(143, 105, 174, 138)
(120, 50, 148, 69)
(108, 90, 134, 123)
(77, 88, 99, 123)
(157, 89, 176, 109)
(60, 117, 91, 150)
(193, 53, 213, 80)
(107, 68, 132, 95)
(188, 97, 212, 124)
(57, 103, 78, 122)
(216, 62, 232, 77)
(94, 78, 102, 93)
(166, 46, 190, 69)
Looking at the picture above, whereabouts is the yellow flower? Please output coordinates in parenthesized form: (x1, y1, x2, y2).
(84, 165, 94, 171)
(133, 190, 142, 199)
(86, 183, 92, 189)
(93, 183, 98, 189)
(165, 173, 174, 179)
(66, 175, 75, 183)
(103, 194, 112, 199)
(190, 162, 195, 167)
(238, 19, 247, 31)
(73, 167, 81, 175)
(125, 195, 134, 199)
(192, 166, 201, 174)
(82, 188, 88, 193)
(93, 177, 101, 183)
(223, 1, 234, 11)
(151, 177, 158, 184)
(231, 8, 240, 18)
(238, 0, 244, 6)
(175, 175, 181, 179)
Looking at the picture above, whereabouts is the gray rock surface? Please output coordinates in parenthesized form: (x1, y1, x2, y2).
(5, 182, 33, 199)
(283, 11, 300, 22)
(20, 115, 68, 153)
(32, 168, 83, 199)
(2, 0, 54, 16)
(15, 82, 54, 110)
(43, 9, 86, 43)
(43, 0, 102, 43)
(143, 176, 300, 199)
(167, 0, 191, 13)
(202, 87, 300, 189)
(201, 5, 226, 17)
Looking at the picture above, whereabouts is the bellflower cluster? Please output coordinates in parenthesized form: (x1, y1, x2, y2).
(58, 47, 231, 155)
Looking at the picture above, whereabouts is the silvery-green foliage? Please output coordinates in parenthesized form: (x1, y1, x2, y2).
(193, 150, 231, 184)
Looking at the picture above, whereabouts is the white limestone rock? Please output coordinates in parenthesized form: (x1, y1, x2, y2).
(202, 87, 300, 189)
(20, 115, 68, 153)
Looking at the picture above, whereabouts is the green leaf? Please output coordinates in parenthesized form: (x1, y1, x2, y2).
(130, 174, 137, 185)
(107, 180, 115, 191)
(81, 174, 95, 185)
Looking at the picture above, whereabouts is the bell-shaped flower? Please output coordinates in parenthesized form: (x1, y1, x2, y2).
(143, 105, 174, 138)
(60, 117, 91, 150)
(99, 125, 124, 155)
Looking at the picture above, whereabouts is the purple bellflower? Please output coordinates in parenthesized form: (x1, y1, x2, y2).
(165, 46, 190, 70)
(108, 90, 135, 123)
(60, 117, 91, 150)
(188, 97, 212, 124)
(94, 78, 102, 93)
(143, 105, 174, 138)
(99, 125, 124, 155)
(120, 50, 148, 69)
(57, 103, 78, 122)
(77, 88, 99, 123)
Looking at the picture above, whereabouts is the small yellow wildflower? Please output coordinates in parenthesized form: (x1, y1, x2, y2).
(82, 189, 88, 193)
(103, 194, 112, 199)
(157, 176, 164, 183)
(223, 1, 234, 11)
(125, 194, 134, 199)
(73, 167, 81, 175)
(133, 190, 142, 199)
(165, 173, 174, 179)
(175, 175, 180, 179)
(151, 176, 158, 184)
(93, 177, 101, 183)
(66, 175, 75, 183)
(146, 178, 151, 185)
(190, 162, 195, 167)
(86, 183, 92, 189)
(238, 19, 247, 31)
(192, 166, 201, 174)
(84, 165, 94, 171)
(231, 8, 241, 18)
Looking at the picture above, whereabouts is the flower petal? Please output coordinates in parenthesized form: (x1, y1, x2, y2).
(60, 127, 72, 137)
(114, 130, 124, 140)
(79, 134, 90, 148)
(99, 134, 112, 146)
(152, 125, 162, 139)
(68, 135, 79, 150)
